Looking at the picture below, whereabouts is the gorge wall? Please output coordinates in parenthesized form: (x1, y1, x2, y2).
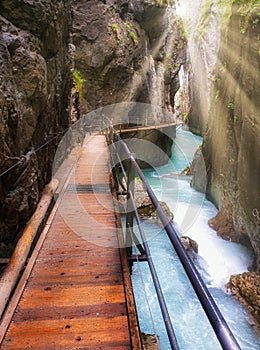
(1, 0, 258, 272)
(0, 0, 73, 255)
(186, 1, 260, 269)
(0, 0, 187, 255)
(72, 0, 186, 124)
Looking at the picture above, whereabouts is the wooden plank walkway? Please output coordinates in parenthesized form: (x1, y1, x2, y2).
(0, 135, 135, 350)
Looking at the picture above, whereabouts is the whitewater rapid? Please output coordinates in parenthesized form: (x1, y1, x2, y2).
(131, 129, 260, 349)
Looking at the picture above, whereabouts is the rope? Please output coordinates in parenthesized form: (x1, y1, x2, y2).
(33, 132, 64, 153)
(0, 131, 65, 178)
(0, 159, 24, 178)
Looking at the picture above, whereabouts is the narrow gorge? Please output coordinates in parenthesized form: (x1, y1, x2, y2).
(0, 0, 259, 346)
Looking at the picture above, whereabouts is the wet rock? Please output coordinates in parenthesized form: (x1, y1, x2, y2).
(227, 272, 260, 332)
(181, 165, 191, 175)
(141, 332, 159, 350)
(190, 146, 207, 193)
(180, 236, 198, 261)
(117, 177, 152, 212)
(0, 0, 73, 257)
(0, 242, 13, 258)
(134, 179, 152, 208)
(138, 201, 174, 227)
(118, 178, 173, 226)
(208, 209, 236, 242)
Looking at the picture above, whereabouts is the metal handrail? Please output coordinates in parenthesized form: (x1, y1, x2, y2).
(128, 191, 180, 350)
(110, 128, 241, 350)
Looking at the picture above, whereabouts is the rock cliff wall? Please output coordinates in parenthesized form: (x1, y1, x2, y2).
(0, 0, 188, 255)
(204, 2, 260, 269)
(0, 0, 73, 255)
(187, 1, 260, 269)
(186, 0, 221, 135)
(72, 0, 186, 123)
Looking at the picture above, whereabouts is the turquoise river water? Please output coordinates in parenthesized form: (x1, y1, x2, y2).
(131, 129, 260, 350)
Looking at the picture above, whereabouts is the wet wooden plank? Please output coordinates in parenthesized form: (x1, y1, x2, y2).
(37, 245, 122, 258)
(14, 303, 128, 322)
(1, 135, 134, 349)
(28, 254, 123, 286)
(18, 284, 126, 309)
(2, 317, 130, 350)
(28, 271, 123, 287)
(59, 193, 116, 218)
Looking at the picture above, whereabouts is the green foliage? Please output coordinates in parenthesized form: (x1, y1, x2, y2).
(215, 90, 220, 101)
(125, 22, 139, 47)
(111, 23, 119, 38)
(197, 0, 259, 41)
(154, 0, 175, 6)
(235, 0, 260, 33)
(125, 22, 132, 31)
(217, 0, 260, 34)
(216, 0, 233, 30)
(235, 86, 241, 95)
(73, 69, 86, 101)
(227, 101, 234, 110)
(197, 0, 213, 39)
(111, 23, 118, 32)
(183, 111, 189, 122)
(130, 31, 139, 46)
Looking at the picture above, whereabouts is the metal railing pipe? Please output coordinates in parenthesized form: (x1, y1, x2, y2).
(128, 192, 180, 350)
(120, 140, 241, 350)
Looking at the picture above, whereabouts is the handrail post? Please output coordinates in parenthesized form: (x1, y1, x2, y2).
(125, 154, 135, 271)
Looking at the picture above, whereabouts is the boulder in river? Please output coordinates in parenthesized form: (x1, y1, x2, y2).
(226, 272, 260, 334)
(180, 236, 198, 261)
(118, 177, 174, 226)
(138, 201, 174, 227)
(141, 333, 159, 350)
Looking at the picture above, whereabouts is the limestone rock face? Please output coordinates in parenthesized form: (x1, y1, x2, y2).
(202, 4, 260, 269)
(174, 0, 221, 134)
(190, 146, 207, 193)
(0, 0, 73, 253)
(120, 126, 176, 168)
(72, 0, 187, 122)
(186, 2, 260, 269)
(208, 209, 236, 242)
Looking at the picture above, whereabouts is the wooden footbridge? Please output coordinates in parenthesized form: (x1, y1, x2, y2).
(0, 135, 141, 350)
(0, 126, 241, 350)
